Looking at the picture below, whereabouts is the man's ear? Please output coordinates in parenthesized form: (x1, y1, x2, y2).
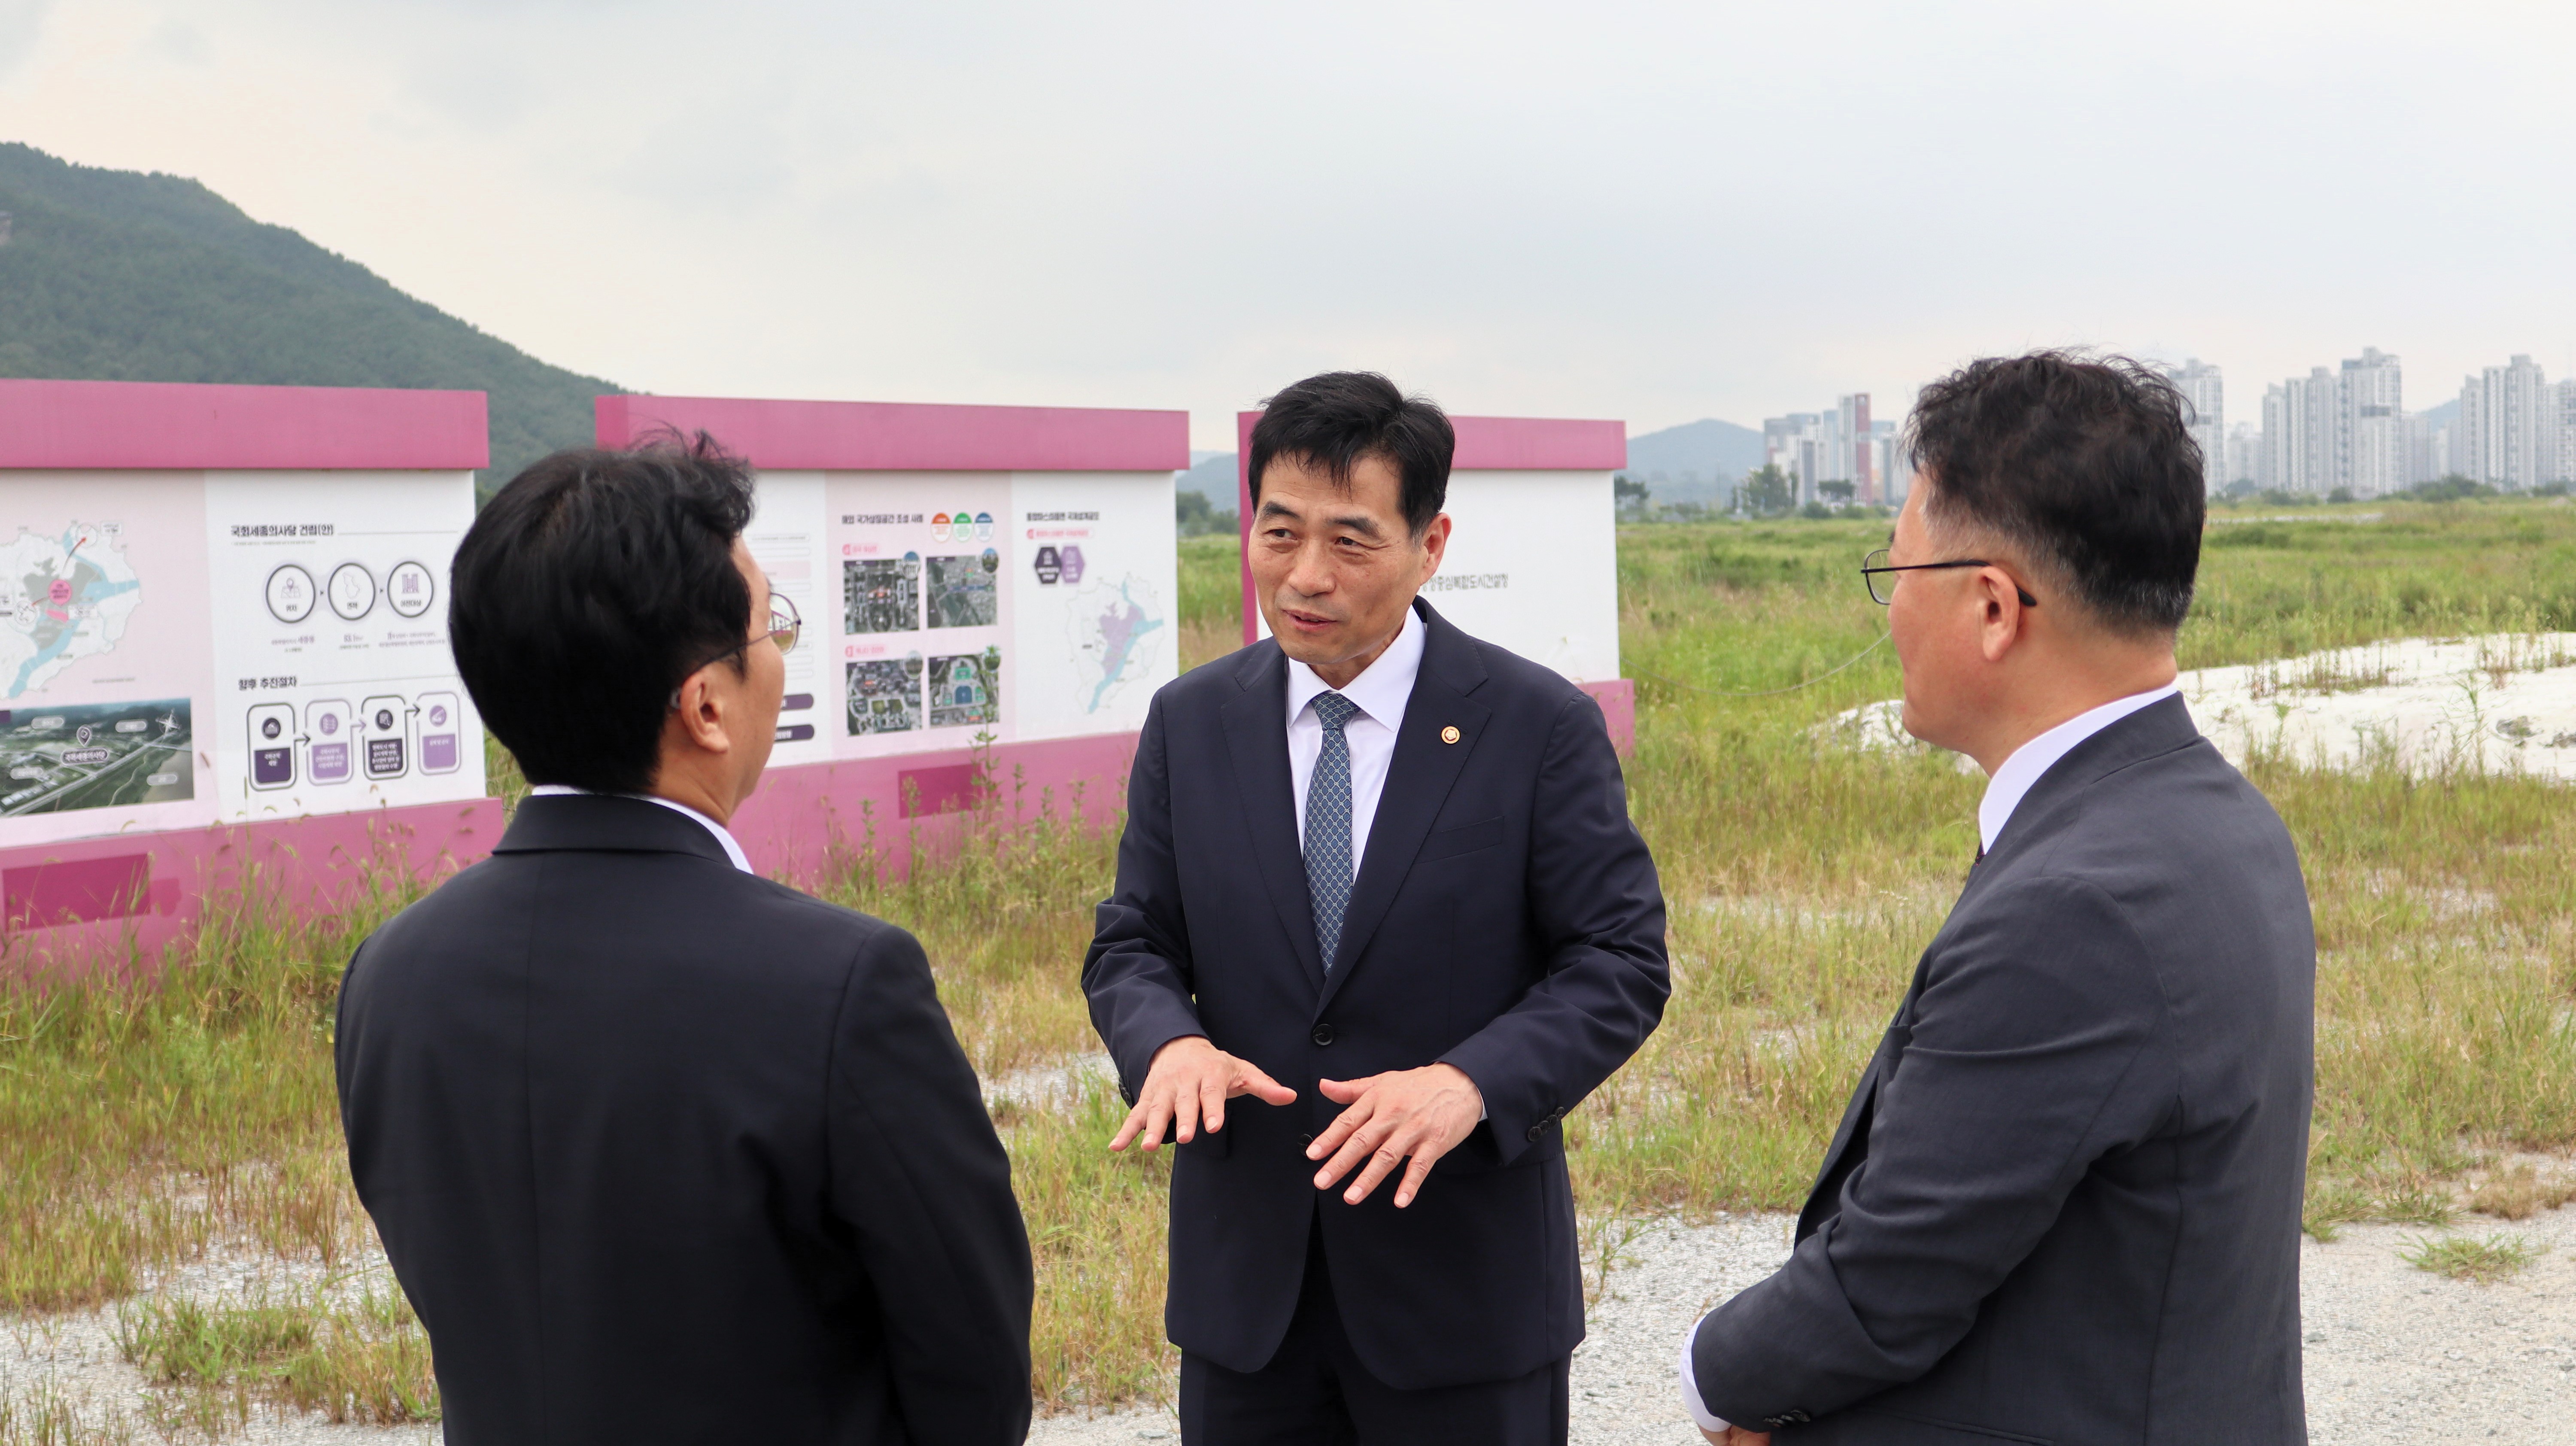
(1975, 567, 2031, 665)
(1418, 513, 1452, 576)
(669, 667, 734, 756)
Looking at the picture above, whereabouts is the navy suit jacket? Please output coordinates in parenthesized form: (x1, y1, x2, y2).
(1694, 697, 2315, 1443)
(338, 794, 1034, 1446)
(1083, 599, 1670, 1391)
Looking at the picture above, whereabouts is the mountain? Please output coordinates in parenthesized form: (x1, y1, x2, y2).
(1176, 450, 1237, 506)
(1619, 418, 1765, 507)
(0, 143, 618, 496)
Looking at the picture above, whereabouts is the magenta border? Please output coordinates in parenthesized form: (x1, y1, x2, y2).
(0, 380, 488, 471)
(597, 395, 1190, 472)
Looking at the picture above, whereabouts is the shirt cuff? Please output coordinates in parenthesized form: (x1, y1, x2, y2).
(1678, 1315, 1731, 1433)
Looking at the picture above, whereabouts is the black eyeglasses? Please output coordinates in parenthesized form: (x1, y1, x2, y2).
(668, 592, 803, 709)
(1861, 549, 2038, 608)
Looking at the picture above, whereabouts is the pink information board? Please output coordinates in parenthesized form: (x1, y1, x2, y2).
(0, 380, 497, 972)
(599, 395, 1191, 881)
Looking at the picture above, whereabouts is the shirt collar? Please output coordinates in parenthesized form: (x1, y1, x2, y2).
(1977, 684, 2181, 852)
(526, 784, 756, 873)
(1285, 604, 1425, 729)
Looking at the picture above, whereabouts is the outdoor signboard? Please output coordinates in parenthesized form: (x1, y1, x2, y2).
(0, 380, 498, 958)
(597, 395, 1189, 877)
(1233, 410, 1634, 750)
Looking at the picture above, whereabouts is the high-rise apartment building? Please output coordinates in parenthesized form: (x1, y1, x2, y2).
(1838, 394, 1876, 504)
(1765, 395, 1898, 506)
(2163, 360, 2224, 492)
(2256, 351, 2404, 496)
(2553, 378, 2576, 485)
(2337, 348, 2403, 495)
(2260, 371, 2333, 494)
(2456, 355, 2553, 488)
(1763, 413, 1823, 504)
(1870, 419, 1911, 503)
(2222, 422, 2260, 490)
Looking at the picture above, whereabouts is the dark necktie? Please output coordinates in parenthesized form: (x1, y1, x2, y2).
(1305, 692, 1359, 972)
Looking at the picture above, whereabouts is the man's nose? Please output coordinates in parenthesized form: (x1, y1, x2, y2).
(1285, 541, 1336, 597)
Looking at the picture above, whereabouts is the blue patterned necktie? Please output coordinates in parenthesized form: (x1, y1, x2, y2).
(1305, 691, 1360, 972)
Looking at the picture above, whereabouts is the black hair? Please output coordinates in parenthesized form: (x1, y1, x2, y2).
(1247, 372, 1453, 537)
(449, 432, 756, 793)
(1905, 351, 2204, 634)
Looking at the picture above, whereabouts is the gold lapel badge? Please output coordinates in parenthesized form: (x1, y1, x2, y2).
(1440, 725, 1461, 744)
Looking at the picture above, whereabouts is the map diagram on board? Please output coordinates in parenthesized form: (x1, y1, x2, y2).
(1069, 574, 1166, 714)
(3, 523, 142, 699)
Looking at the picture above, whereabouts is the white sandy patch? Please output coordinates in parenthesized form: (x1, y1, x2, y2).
(1828, 632, 2576, 783)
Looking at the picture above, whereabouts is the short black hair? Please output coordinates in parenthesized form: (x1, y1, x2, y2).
(450, 433, 757, 793)
(1248, 372, 1453, 537)
(1905, 351, 2204, 634)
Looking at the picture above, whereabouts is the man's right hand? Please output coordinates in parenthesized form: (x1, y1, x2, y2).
(1109, 1035, 1297, 1152)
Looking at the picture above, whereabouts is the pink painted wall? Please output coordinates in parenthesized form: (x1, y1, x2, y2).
(598, 395, 1189, 471)
(0, 797, 505, 979)
(0, 380, 487, 470)
(727, 732, 1136, 886)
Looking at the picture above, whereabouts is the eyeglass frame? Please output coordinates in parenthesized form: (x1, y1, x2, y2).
(666, 591, 802, 711)
(1860, 549, 2038, 608)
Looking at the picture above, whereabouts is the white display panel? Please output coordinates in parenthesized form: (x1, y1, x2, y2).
(743, 469, 1177, 762)
(1253, 468, 1622, 686)
(0, 468, 485, 846)
(203, 472, 487, 825)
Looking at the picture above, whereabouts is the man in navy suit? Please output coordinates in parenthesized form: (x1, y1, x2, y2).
(1083, 372, 1671, 1444)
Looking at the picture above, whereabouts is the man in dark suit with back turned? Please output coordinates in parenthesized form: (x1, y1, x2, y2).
(1084, 372, 1671, 1445)
(336, 437, 1033, 1445)
(1682, 353, 2315, 1443)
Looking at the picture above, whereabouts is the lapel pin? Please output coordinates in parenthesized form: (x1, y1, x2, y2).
(1441, 726, 1461, 744)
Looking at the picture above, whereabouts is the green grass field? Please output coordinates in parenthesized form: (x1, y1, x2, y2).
(3, 496, 2573, 1431)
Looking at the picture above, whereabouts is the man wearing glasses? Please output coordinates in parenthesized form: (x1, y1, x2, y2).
(336, 435, 1034, 1446)
(1682, 354, 2315, 1443)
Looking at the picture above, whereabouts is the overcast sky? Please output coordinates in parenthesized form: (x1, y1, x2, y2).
(5, 0, 2573, 448)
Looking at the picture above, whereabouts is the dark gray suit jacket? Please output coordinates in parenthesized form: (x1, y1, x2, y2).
(1692, 696, 2315, 1444)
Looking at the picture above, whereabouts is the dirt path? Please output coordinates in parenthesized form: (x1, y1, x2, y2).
(11, 1205, 2572, 1442)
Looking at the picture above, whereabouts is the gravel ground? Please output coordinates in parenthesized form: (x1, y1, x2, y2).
(0, 1247, 440, 1445)
(14, 1203, 2573, 1442)
(1034, 1202, 2576, 1446)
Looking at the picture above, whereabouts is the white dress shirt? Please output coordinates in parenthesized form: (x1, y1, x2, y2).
(526, 784, 755, 873)
(1677, 680, 2187, 1433)
(1285, 605, 1423, 873)
(1975, 684, 2180, 853)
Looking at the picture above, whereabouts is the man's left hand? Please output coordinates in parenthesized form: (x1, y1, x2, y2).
(1702, 1430, 1769, 1446)
(1306, 1064, 1483, 1208)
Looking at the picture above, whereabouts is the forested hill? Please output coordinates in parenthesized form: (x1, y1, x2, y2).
(0, 143, 618, 495)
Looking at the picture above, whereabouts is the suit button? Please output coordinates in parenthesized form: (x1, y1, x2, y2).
(1297, 1133, 1313, 1145)
(1312, 1024, 1335, 1046)
(1526, 1122, 1545, 1142)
